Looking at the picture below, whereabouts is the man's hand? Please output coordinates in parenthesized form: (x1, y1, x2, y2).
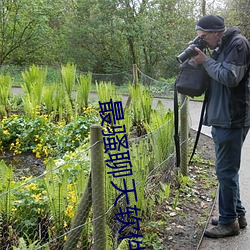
(192, 47, 207, 64)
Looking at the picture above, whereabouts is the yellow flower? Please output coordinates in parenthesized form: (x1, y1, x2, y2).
(12, 207, 17, 212)
(36, 152, 41, 159)
(3, 130, 9, 135)
(43, 147, 49, 157)
(71, 195, 76, 204)
(26, 183, 37, 191)
(14, 149, 22, 155)
(10, 143, 14, 150)
(32, 193, 42, 201)
(65, 205, 74, 218)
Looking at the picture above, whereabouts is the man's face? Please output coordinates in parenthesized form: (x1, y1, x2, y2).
(196, 30, 222, 49)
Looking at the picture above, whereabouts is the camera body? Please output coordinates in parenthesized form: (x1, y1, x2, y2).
(176, 36, 208, 64)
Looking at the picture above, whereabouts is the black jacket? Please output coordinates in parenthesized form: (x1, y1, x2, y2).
(203, 26, 250, 128)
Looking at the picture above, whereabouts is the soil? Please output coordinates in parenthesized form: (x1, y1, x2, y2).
(0, 152, 45, 180)
(144, 130, 217, 250)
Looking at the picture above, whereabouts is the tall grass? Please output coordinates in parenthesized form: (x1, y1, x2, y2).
(61, 63, 76, 102)
(21, 65, 47, 118)
(43, 84, 56, 114)
(0, 161, 14, 222)
(145, 100, 174, 164)
(129, 83, 152, 124)
(76, 72, 92, 112)
(96, 81, 121, 103)
(0, 73, 12, 116)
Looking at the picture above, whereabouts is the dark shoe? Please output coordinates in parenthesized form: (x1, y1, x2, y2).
(204, 222, 240, 238)
(211, 214, 247, 229)
(238, 215, 247, 228)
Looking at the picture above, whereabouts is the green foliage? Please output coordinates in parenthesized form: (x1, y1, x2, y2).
(143, 231, 163, 250)
(159, 182, 171, 201)
(0, 63, 181, 248)
(43, 84, 56, 113)
(0, 73, 12, 116)
(21, 65, 47, 118)
(43, 159, 69, 231)
(77, 72, 92, 110)
(0, 0, 227, 78)
(178, 173, 192, 189)
(13, 235, 46, 250)
(0, 0, 52, 65)
(172, 190, 180, 210)
(61, 63, 76, 101)
(145, 100, 174, 164)
(129, 83, 153, 136)
(96, 81, 121, 103)
(129, 139, 153, 215)
(0, 110, 99, 158)
(12, 176, 48, 240)
(0, 161, 14, 222)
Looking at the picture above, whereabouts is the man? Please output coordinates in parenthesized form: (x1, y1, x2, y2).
(192, 15, 250, 238)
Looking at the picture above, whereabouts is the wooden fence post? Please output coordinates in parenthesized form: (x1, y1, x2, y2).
(133, 63, 138, 86)
(91, 124, 106, 250)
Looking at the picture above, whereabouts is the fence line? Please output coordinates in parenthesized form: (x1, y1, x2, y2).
(0, 64, 191, 249)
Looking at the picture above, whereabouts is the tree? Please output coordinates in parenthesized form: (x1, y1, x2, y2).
(0, 0, 48, 65)
(220, 0, 250, 39)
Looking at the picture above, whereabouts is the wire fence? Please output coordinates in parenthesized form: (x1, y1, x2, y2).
(0, 66, 190, 249)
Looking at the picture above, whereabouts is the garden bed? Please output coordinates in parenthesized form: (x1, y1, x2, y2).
(142, 130, 217, 250)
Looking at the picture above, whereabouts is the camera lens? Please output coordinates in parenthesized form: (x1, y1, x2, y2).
(176, 37, 208, 63)
(176, 45, 198, 63)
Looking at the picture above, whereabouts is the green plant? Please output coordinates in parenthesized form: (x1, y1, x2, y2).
(128, 83, 153, 135)
(12, 176, 49, 241)
(159, 182, 171, 201)
(60, 62, 76, 102)
(141, 89, 153, 124)
(12, 233, 49, 250)
(172, 190, 180, 210)
(43, 84, 56, 114)
(76, 72, 92, 111)
(96, 81, 121, 103)
(129, 139, 152, 216)
(42, 159, 70, 247)
(42, 156, 90, 235)
(0, 161, 15, 222)
(145, 100, 174, 164)
(0, 73, 12, 117)
(178, 173, 191, 189)
(21, 65, 47, 118)
(143, 232, 163, 250)
(0, 109, 99, 158)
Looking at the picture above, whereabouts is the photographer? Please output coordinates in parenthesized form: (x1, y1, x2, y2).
(192, 15, 250, 238)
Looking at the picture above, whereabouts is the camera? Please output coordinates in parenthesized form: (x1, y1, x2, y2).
(176, 36, 208, 64)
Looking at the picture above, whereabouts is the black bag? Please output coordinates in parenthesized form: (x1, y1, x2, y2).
(174, 58, 209, 168)
(175, 58, 209, 97)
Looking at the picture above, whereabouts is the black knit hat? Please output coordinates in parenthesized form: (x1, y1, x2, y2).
(195, 15, 225, 32)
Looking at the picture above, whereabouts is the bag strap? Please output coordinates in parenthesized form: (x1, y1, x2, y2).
(189, 91, 208, 164)
(174, 80, 180, 168)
